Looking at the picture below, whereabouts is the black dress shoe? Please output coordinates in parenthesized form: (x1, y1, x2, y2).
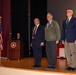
(65, 67, 75, 71)
(36, 65, 41, 68)
(37, 65, 41, 67)
(46, 66, 52, 69)
(46, 66, 55, 69)
(51, 66, 55, 69)
(65, 67, 72, 71)
(32, 65, 37, 68)
(32, 65, 41, 69)
(71, 68, 75, 71)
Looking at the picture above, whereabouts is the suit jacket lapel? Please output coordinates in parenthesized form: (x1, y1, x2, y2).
(69, 17, 73, 24)
(47, 20, 54, 28)
(36, 25, 40, 34)
(65, 17, 73, 27)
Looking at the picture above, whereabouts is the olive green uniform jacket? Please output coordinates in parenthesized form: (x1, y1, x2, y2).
(45, 20, 61, 41)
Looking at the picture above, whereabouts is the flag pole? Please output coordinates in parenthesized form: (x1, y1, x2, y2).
(0, 16, 2, 60)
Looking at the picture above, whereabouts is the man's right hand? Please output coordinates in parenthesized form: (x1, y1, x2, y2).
(62, 40, 65, 44)
(30, 43, 32, 47)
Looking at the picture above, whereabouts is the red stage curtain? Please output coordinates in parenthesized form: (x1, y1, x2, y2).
(0, 0, 2, 16)
(0, 0, 11, 57)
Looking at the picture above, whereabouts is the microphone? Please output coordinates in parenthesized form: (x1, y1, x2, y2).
(10, 33, 12, 40)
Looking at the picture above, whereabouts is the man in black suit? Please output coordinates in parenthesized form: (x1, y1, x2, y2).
(31, 18, 45, 68)
(62, 9, 76, 71)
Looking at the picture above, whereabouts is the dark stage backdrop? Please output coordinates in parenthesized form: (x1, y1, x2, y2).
(11, 0, 47, 57)
(0, 0, 47, 57)
(47, 0, 76, 30)
(30, 0, 47, 57)
(11, 0, 29, 57)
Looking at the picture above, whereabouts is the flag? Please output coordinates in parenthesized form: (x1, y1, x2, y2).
(0, 22, 3, 50)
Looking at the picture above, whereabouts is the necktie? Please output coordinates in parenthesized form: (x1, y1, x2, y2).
(32, 26, 37, 37)
(47, 22, 50, 29)
(66, 18, 69, 25)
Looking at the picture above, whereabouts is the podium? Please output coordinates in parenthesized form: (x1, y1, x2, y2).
(7, 40, 24, 60)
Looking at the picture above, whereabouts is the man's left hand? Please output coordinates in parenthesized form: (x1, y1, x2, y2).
(56, 40, 59, 44)
(40, 42, 44, 46)
(74, 40, 76, 44)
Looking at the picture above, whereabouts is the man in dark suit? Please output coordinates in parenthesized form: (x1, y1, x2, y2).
(62, 9, 76, 71)
(31, 18, 45, 68)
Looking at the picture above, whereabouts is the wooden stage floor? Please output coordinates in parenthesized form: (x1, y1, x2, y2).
(0, 57, 76, 74)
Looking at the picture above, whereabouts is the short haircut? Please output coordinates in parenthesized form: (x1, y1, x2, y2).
(47, 12, 53, 16)
(34, 18, 40, 21)
(67, 9, 73, 14)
